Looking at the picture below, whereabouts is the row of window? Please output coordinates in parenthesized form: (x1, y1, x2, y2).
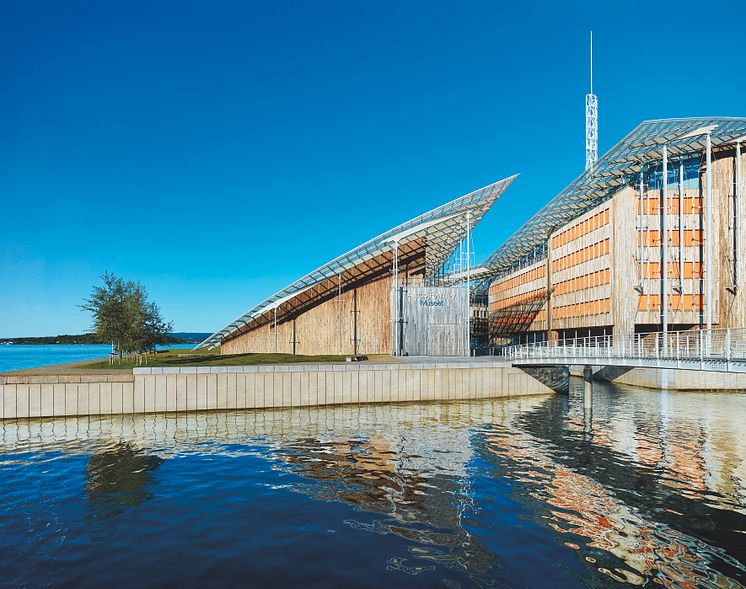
(553, 269, 611, 296)
(552, 238, 611, 273)
(550, 208, 610, 249)
(638, 261, 704, 280)
(491, 295, 702, 323)
(637, 196, 703, 216)
(489, 287, 547, 311)
(638, 294, 704, 311)
(637, 229, 703, 247)
(553, 298, 611, 319)
(490, 265, 546, 295)
(491, 314, 545, 330)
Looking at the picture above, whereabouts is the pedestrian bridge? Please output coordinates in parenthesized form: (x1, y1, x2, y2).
(504, 328, 746, 374)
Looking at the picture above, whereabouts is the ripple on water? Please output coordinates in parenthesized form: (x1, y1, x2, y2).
(0, 387, 745, 588)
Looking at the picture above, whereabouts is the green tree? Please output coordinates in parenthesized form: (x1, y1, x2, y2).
(81, 272, 173, 362)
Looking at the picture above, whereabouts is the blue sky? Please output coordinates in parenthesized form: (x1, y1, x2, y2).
(1, 0, 744, 336)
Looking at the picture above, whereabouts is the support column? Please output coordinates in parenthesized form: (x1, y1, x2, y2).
(662, 145, 669, 342)
(273, 307, 278, 354)
(337, 273, 343, 355)
(546, 238, 555, 341)
(679, 160, 685, 293)
(583, 365, 593, 409)
(391, 240, 399, 356)
(705, 132, 713, 334)
(736, 139, 742, 288)
(465, 210, 472, 356)
(352, 288, 359, 356)
(638, 169, 644, 292)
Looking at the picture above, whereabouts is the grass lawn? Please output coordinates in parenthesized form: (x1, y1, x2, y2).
(84, 347, 351, 369)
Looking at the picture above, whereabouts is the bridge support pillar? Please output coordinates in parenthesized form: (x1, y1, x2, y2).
(583, 365, 593, 409)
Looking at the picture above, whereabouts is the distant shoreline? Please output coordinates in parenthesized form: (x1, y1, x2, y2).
(0, 332, 210, 346)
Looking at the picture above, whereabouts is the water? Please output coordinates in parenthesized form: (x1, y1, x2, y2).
(1, 380, 745, 588)
(0, 344, 194, 372)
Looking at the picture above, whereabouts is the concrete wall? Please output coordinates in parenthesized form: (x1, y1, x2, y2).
(0, 374, 135, 420)
(571, 365, 746, 391)
(596, 365, 746, 391)
(0, 362, 556, 420)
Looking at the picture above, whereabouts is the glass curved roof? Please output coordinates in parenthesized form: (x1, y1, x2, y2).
(481, 117, 746, 280)
(197, 174, 517, 350)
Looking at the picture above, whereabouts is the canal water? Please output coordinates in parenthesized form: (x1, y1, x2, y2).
(1, 380, 745, 588)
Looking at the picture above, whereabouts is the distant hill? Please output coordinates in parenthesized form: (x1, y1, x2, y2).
(169, 332, 212, 344)
(0, 332, 212, 345)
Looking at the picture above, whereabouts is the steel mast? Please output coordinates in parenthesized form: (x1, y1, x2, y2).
(585, 31, 598, 171)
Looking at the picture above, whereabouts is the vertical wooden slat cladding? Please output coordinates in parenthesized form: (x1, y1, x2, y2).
(222, 274, 395, 355)
(488, 145, 746, 340)
(221, 245, 426, 355)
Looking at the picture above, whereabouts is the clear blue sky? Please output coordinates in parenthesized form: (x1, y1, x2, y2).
(1, 0, 744, 336)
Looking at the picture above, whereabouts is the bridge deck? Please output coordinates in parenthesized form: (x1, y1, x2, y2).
(506, 328, 746, 374)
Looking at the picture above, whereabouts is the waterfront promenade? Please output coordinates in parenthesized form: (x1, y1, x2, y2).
(0, 359, 562, 420)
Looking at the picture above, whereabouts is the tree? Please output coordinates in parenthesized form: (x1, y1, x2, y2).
(81, 272, 173, 362)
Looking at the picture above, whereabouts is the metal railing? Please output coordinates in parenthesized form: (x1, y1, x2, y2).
(503, 327, 746, 372)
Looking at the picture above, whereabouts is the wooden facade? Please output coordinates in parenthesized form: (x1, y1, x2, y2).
(223, 274, 395, 356)
(489, 146, 746, 342)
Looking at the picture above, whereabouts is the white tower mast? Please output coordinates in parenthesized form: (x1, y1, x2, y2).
(585, 31, 598, 170)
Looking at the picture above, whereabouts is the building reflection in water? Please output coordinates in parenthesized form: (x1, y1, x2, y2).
(486, 381, 746, 588)
(0, 400, 542, 582)
(0, 385, 745, 588)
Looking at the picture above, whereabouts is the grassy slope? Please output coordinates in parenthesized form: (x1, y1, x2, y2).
(83, 347, 350, 369)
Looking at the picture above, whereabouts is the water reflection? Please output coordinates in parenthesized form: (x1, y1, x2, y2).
(501, 383, 746, 587)
(86, 442, 162, 520)
(0, 385, 745, 588)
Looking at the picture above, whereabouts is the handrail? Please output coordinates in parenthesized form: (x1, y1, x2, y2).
(503, 327, 746, 369)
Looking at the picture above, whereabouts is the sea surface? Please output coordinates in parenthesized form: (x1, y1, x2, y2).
(1, 380, 745, 588)
(0, 343, 194, 373)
